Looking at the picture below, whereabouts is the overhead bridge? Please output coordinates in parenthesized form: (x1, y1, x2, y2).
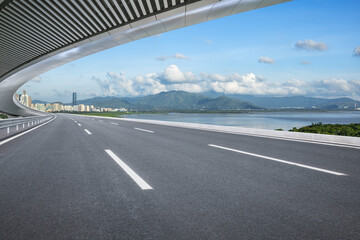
(0, 0, 291, 116)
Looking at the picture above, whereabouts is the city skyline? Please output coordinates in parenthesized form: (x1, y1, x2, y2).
(16, 91, 127, 113)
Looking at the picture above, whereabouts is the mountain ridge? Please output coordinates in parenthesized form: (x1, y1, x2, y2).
(33, 91, 360, 110)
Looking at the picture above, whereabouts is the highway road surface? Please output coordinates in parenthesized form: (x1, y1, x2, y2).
(0, 114, 359, 239)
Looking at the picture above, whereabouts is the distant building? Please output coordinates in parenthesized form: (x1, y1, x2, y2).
(78, 104, 85, 112)
(19, 90, 32, 108)
(118, 108, 128, 112)
(45, 103, 52, 112)
(34, 103, 46, 112)
(51, 102, 62, 112)
(72, 92, 77, 106)
(64, 105, 73, 111)
(17, 89, 120, 113)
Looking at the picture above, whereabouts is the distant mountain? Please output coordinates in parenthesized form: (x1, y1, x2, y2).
(131, 91, 260, 110)
(197, 96, 258, 110)
(34, 91, 360, 111)
(202, 92, 360, 110)
(135, 91, 206, 108)
(37, 91, 259, 111)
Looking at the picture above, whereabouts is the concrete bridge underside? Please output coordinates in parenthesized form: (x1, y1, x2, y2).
(0, 0, 291, 116)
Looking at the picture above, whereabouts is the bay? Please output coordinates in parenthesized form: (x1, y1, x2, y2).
(124, 111, 360, 130)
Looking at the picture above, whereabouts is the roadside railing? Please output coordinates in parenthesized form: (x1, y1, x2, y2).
(0, 115, 54, 141)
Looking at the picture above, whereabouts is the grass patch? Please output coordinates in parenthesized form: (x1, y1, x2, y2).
(0, 113, 8, 119)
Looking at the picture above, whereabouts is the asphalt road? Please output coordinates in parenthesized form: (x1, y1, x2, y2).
(0, 114, 359, 239)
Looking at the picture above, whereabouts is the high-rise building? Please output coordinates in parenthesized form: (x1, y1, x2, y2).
(28, 95, 32, 107)
(72, 92, 77, 106)
(20, 90, 31, 108)
(78, 104, 85, 112)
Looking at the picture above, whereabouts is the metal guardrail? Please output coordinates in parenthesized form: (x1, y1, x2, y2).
(0, 115, 54, 138)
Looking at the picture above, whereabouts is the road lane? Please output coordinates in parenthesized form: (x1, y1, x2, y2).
(0, 115, 168, 239)
(0, 114, 359, 239)
(68, 114, 360, 238)
(75, 114, 360, 176)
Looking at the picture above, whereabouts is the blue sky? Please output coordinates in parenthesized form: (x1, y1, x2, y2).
(23, 0, 360, 102)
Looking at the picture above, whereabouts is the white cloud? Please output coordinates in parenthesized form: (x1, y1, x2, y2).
(161, 64, 197, 83)
(284, 79, 307, 87)
(173, 53, 188, 60)
(155, 53, 189, 61)
(200, 73, 227, 82)
(311, 78, 360, 98)
(31, 76, 41, 83)
(93, 71, 167, 97)
(92, 65, 360, 100)
(295, 40, 328, 51)
(353, 46, 360, 57)
(258, 56, 275, 64)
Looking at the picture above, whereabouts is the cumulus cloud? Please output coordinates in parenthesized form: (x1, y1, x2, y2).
(31, 76, 41, 83)
(92, 65, 360, 100)
(258, 56, 275, 64)
(311, 79, 360, 98)
(160, 64, 197, 83)
(156, 53, 189, 61)
(353, 46, 360, 57)
(173, 53, 188, 60)
(295, 40, 328, 51)
(93, 71, 166, 97)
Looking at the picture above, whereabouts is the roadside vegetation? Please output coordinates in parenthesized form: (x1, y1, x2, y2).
(0, 113, 8, 119)
(290, 122, 360, 137)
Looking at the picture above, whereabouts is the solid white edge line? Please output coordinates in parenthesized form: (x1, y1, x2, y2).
(105, 150, 153, 190)
(84, 129, 92, 135)
(0, 116, 56, 146)
(134, 127, 154, 133)
(110, 122, 119, 125)
(208, 144, 347, 176)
